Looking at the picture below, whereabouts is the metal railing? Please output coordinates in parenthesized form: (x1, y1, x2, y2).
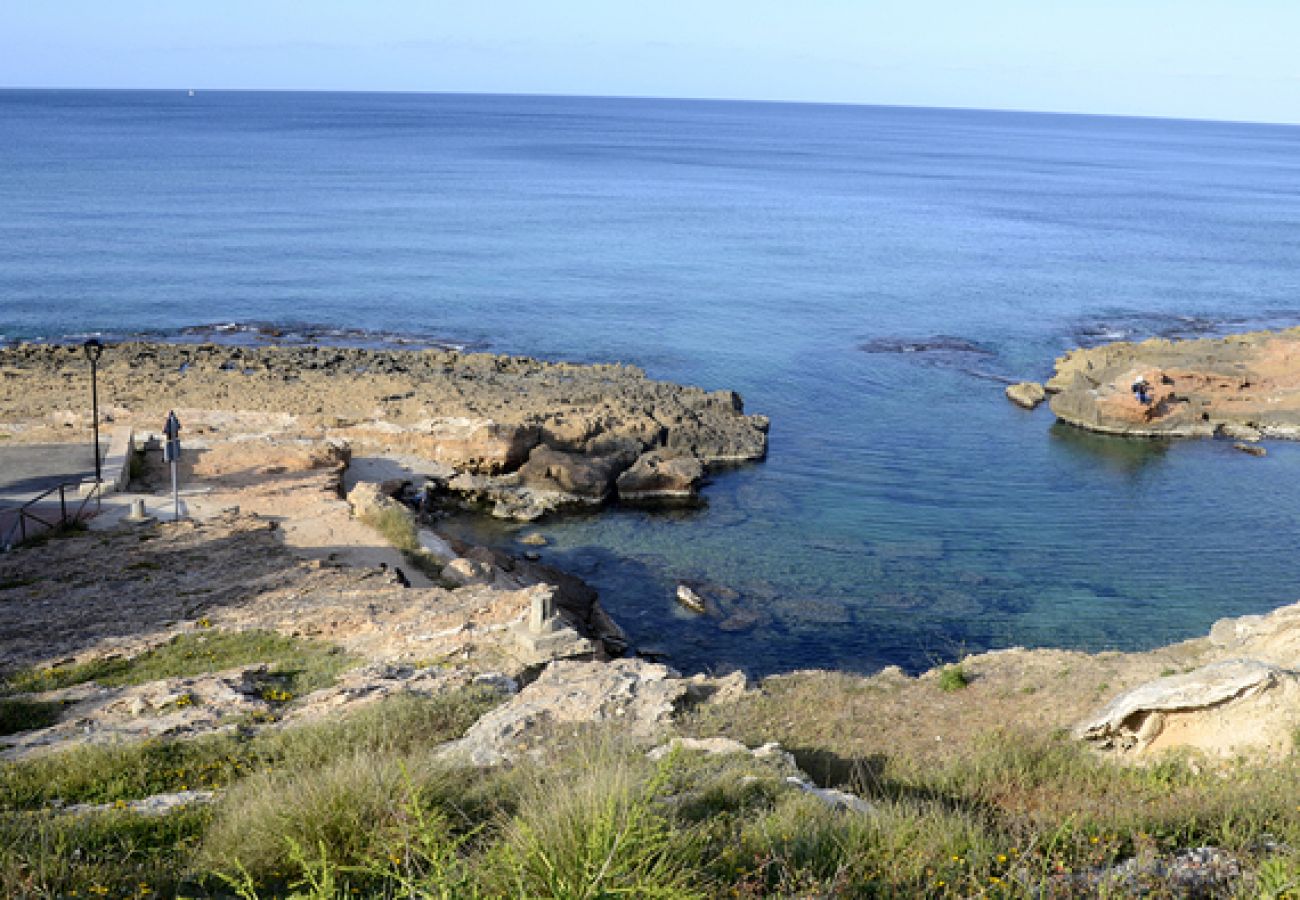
(0, 480, 102, 551)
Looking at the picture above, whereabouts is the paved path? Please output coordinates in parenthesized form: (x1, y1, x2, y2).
(0, 443, 102, 546)
(0, 443, 99, 502)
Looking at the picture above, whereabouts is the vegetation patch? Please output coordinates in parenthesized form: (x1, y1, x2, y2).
(937, 664, 971, 692)
(0, 698, 63, 737)
(0, 805, 210, 900)
(2, 629, 357, 697)
(360, 504, 447, 581)
(0, 687, 502, 812)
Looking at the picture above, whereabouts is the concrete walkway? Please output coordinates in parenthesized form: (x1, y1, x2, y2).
(0, 443, 99, 503)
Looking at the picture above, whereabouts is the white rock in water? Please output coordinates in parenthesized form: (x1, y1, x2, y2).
(675, 585, 707, 614)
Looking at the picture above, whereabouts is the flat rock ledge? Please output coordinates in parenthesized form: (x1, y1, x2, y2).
(1045, 326, 1300, 439)
(0, 342, 768, 518)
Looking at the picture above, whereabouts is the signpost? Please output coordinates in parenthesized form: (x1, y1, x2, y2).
(163, 411, 182, 521)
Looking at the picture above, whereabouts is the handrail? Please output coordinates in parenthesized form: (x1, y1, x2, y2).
(0, 479, 102, 550)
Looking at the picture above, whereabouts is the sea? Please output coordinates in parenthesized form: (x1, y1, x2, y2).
(3, 89, 1300, 676)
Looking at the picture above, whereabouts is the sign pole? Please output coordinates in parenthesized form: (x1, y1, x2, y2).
(163, 411, 182, 522)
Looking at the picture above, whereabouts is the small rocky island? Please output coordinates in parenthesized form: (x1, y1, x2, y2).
(1042, 326, 1300, 440)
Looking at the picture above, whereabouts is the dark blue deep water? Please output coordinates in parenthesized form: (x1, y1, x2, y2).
(4, 90, 1300, 675)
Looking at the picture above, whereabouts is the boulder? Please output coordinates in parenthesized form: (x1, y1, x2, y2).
(616, 450, 706, 501)
(516, 445, 638, 502)
(345, 480, 403, 520)
(441, 557, 495, 587)
(438, 658, 689, 766)
(1004, 381, 1047, 409)
(416, 418, 540, 474)
(1077, 659, 1300, 757)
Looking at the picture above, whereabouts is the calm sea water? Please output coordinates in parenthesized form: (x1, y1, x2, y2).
(4, 90, 1300, 675)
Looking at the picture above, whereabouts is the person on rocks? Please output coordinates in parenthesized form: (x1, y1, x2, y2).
(1131, 376, 1151, 405)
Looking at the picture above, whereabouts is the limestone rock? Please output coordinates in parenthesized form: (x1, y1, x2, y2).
(415, 418, 540, 474)
(1005, 381, 1047, 409)
(1208, 600, 1300, 666)
(616, 449, 706, 501)
(438, 658, 688, 767)
(1233, 442, 1266, 457)
(517, 445, 638, 503)
(1218, 422, 1263, 442)
(675, 585, 707, 614)
(346, 480, 403, 519)
(1046, 327, 1300, 439)
(442, 557, 495, 587)
(1077, 659, 1300, 757)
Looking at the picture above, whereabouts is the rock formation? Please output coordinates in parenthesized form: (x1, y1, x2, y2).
(0, 342, 768, 519)
(1045, 327, 1300, 438)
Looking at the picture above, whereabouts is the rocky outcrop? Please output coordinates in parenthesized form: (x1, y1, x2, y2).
(616, 450, 706, 501)
(516, 444, 640, 502)
(1046, 327, 1300, 438)
(438, 658, 690, 766)
(1004, 381, 1046, 409)
(2, 342, 767, 522)
(1077, 659, 1300, 758)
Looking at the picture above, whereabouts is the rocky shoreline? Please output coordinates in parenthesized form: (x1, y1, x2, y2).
(1035, 326, 1300, 440)
(1, 337, 1296, 767)
(0, 342, 768, 519)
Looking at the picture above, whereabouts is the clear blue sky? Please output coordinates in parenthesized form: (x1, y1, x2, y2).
(3, 1, 1297, 123)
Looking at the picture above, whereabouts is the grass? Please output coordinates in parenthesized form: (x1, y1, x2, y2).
(2, 629, 357, 698)
(359, 504, 419, 553)
(0, 699, 63, 737)
(3, 718, 1300, 897)
(0, 805, 211, 899)
(359, 503, 447, 582)
(0, 687, 503, 897)
(0, 687, 502, 811)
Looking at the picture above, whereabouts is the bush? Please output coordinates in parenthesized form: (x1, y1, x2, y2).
(937, 665, 971, 692)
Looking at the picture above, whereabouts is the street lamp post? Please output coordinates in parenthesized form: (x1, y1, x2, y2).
(83, 339, 104, 482)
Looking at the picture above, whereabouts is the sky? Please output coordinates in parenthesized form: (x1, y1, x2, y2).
(2, 1, 1298, 124)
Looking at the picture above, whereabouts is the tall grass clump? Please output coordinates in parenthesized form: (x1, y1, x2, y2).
(360, 504, 420, 553)
(360, 504, 446, 580)
(200, 752, 431, 883)
(488, 744, 704, 899)
(0, 806, 209, 899)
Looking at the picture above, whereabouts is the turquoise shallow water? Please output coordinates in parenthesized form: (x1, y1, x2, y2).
(3, 90, 1300, 675)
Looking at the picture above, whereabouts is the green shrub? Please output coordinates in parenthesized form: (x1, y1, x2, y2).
(488, 746, 704, 899)
(0, 698, 62, 736)
(937, 665, 970, 692)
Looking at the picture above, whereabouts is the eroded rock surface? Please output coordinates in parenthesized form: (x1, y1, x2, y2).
(1077, 659, 1300, 758)
(439, 658, 690, 766)
(0, 342, 768, 516)
(1046, 327, 1300, 438)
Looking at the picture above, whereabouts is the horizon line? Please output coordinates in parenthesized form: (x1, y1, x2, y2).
(2, 84, 1297, 130)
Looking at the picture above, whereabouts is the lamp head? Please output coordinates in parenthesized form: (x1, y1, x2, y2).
(82, 338, 104, 363)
